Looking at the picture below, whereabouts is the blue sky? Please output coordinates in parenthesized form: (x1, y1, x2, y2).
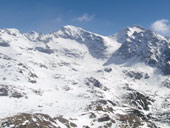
(0, 0, 170, 35)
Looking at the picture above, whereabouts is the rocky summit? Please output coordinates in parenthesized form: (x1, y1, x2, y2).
(0, 25, 170, 128)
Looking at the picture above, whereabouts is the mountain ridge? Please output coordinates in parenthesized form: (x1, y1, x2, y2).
(0, 25, 170, 128)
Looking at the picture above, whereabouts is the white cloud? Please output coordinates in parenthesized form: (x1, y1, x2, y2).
(75, 13, 94, 22)
(151, 19, 170, 35)
(56, 17, 62, 22)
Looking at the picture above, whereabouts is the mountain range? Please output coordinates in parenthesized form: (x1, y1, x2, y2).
(0, 25, 170, 128)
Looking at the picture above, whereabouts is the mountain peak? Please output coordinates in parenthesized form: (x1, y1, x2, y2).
(62, 25, 82, 31)
(116, 25, 145, 43)
(57, 25, 85, 35)
(131, 24, 145, 29)
(55, 25, 89, 39)
(0, 28, 21, 37)
(56, 25, 102, 40)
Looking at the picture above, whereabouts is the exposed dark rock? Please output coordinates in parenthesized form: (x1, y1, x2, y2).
(117, 110, 158, 128)
(32, 89, 43, 96)
(144, 73, 150, 79)
(104, 67, 112, 72)
(0, 42, 10, 47)
(160, 48, 170, 75)
(124, 89, 153, 110)
(98, 114, 110, 122)
(28, 79, 37, 83)
(97, 100, 107, 105)
(0, 113, 60, 128)
(118, 113, 142, 127)
(89, 112, 96, 118)
(35, 47, 54, 54)
(83, 126, 90, 128)
(0, 88, 8, 96)
(87, 100, 115, 117)
(162, 79, 170, 88)
(127, 109, 147, 120)
(86, 77, 102, 88)
(123, 70, 149, 80)
(0, 84, 25, 98)
(11, 92, 23, 98)
(107, 100, 117, 106)
(55, 115, 77, 128)
(117, 113, 144, 128)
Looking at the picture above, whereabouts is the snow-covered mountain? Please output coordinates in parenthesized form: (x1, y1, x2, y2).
(107, 26, 170, 75)
(0, 25, 170, 128)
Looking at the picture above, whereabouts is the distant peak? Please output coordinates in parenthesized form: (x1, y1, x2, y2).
(62, 25, 82, 30)
(0, 28, 22, 37)
(58, 25, 86, 34)
(131, 24, 145, 30)
(123, 25, 145, 34)
(116, 25, 146, 43)
(0, 28, 20, 34)
(28, 31, 39, 35)
(56, 25, 95, 39)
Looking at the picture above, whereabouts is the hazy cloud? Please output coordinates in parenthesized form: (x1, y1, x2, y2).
(151, 19, 170, 35)
(56, 17, 62, 22)
(75, 13, 94, 22)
